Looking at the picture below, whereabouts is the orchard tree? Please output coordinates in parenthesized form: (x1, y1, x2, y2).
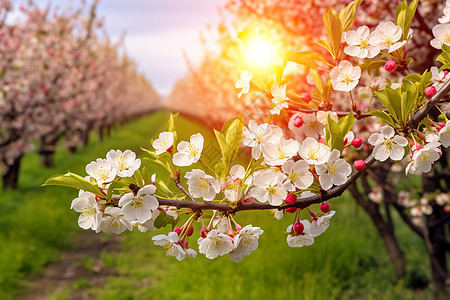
(0, 0, 160, 188)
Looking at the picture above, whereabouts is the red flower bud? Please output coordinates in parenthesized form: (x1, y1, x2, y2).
(425, 85, 437, 98)
(285, 193, 297, 205)
(286, 207, 298, 213)
(444, 70, 449, 77)
(187, 226, 194, 236)
(384, 60, 397, 72)
(235, 224, 242, 231)
(320, 202, 330, 213)
(294, 116, 304, 127)
(352, 137, 363, 148)
(354, 160, 366, 171)
(173, 227, 182, 235)
(319, 138, 325, 144)
(200, 227, 208, 238)
(301, 93, 312, 103)
(293, 222, 304, 235)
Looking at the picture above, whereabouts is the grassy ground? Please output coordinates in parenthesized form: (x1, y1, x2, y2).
(0, 110, 434, 299)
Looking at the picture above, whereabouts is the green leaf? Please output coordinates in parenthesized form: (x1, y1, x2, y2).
(338, 111, 354, 138)
(42, 172, 104, 197)
(368, 110, 395, 126)
(286, 51, 328, 69)
(237, 20, 255, 45)
(404, 73, 422, 82)
(316, 40, 334, 57)
(385, 87, 402, 122)
(374, 90, 399, 122)
(165, 113, 178, 142)
(310, 68, 323, 95)
(154, 210, 175, 229)
(395, 0, 418, 40)
(360, 60, 386, 76)
(324, 116, 343, 152)
(323, 8, 342, 59)
(142, 167, 151, 185)
(339, 0, 363, 32)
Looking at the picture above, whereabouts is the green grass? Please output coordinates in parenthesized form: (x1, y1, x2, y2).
(0, 110, 170, 299)
(0, 111, 434, 300)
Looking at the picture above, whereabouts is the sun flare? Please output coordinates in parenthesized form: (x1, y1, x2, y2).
(244, 38, 275, 67)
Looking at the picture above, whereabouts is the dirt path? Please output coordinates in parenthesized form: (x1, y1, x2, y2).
(19, 231, 121, 300)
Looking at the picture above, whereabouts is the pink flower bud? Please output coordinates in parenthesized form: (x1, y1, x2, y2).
(354, 160, 366, 171)
(173, 227, 182, 235)
(320, 202, 330, 213)
(285, 193, 297, 205)
(293, 222, 304, 235)
(235, 224, 242, 231)
(319, 138, 325, 144)
(228, 226, 234, 236)
(200, 227, 208, 238)
(187, 226, 194, 236)
(294, 116, 304, 127)
(352, 138, 363, 148)
(444, 70, 449, 77)
(301, 93, 312, 103)
(384, 60, 397, 72)
(286, 207, 298, 213)
(425, 85, 437, 98)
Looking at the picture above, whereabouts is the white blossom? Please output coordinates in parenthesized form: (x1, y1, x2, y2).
(223, 165, 249, 204)
(309, 210, 336, 237)
(86, 158, 117, 188)
(270, 83, 289, 115)
(439, 120, 450, 147)
(262, 138, 299, 166)
(119, 185, 159, 222)
(375, 21, 406, 52)
(281, 159, 314, 191)
(236, 70, 252, 98)
(152, 232, 186, 261)
(185, 169, 221, 201)
(243, 120, 283, 159)
(228, 225, 263, 263)
(406, 142, 441, 175)
(330, 60, 361, 92)
(298, 137, 331, 165)
(368, 126, 408, 161)
(132, 209, 160, 232)
(431, 66, 449, 90)
(198, 229, 234, 259)
(250, 168, 287, 206)
(344, 25, 381, 58)
(172, 133, 204, 166)
(152, 132, 174, 155)
(315, 149, 352, 190)
(439, 7, 450, 24)
(70, 191, 102, 231)
(107, 149, 141, 178)
(289, 113, 325, 139)
(99, 207, 133, 234)
(286, 221, 314, 248)
(431, 24, 450, 49)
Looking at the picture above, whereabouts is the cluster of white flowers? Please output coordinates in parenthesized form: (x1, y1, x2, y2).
(431, 1, 450, 49)
(152, 223, 264, 262)
(70, 149, 164, 234)
(286, 210, 336, 248)
(86, 149, 141, 188)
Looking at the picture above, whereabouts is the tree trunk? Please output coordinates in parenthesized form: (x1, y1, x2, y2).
(2, 153, 23, 189)
(349, 182, 407, 277)
(98, 126, 104, 141)
(39, 136, 58, 167)
(423, 170, 449, 299)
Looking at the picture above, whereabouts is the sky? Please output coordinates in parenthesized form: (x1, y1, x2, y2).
(16, 0, 228, 98)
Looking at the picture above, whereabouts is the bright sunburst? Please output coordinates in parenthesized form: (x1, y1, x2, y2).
(244, 38, 275, 67)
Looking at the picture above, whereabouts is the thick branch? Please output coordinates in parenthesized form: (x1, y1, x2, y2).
(110, 78, 450, 214)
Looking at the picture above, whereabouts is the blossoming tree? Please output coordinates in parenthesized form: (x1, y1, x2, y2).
(44, 0, 450, 298)
(0, 0, 160, 188)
